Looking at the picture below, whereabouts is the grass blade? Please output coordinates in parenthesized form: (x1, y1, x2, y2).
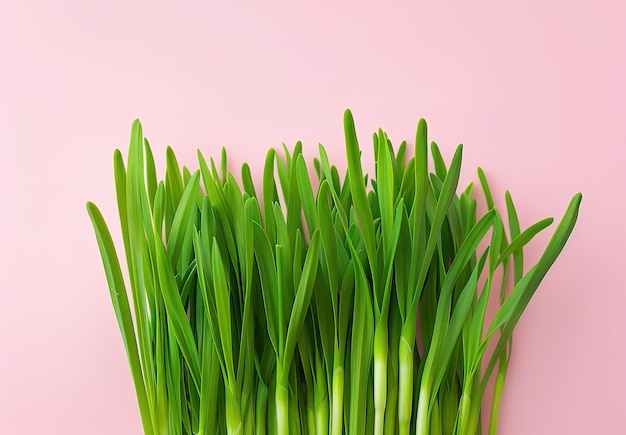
(86, 202, 153, 435)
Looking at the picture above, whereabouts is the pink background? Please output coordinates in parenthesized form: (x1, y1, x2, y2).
(1, 1, 624, 433)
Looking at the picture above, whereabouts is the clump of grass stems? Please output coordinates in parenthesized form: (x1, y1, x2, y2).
(87, 109, 581, 435)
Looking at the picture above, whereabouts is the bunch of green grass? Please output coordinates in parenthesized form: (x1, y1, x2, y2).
(87, 109, 581, 435)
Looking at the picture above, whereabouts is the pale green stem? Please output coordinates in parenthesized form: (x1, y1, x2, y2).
(331, 364, 344, 435)
(415, 386, 430, 435)
(239, 387, 253, 435)
(306, 388, 316, 435)
(383, 382, 397, 435)
(276, 381, 289, 435)
(316, 397, 329, 435)
(225, 388, 243, 435)
(289, 390, 301, 434)
(488, 361, 507, 435)
(457, 392, 472, 435)
(315, 364, 329, 435)
(243, 398, 254, 435)
(467, 404, 481, 435)
(398, 331, 414, 435)
(373, 322, 388, 435)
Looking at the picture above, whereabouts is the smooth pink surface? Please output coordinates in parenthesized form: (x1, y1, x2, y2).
(1, 1, 624, 433)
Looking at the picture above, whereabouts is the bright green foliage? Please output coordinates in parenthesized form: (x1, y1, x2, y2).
(87, 110, 581, 434)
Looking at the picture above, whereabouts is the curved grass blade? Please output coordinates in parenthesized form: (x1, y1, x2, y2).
(86, 202, 153, 435)
(282, 230, 321, 373)
(344, 109, 377, 288)
(154, 233, 201, 394)
(481, 193, 582, 397)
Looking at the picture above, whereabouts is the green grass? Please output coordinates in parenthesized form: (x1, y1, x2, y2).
(87, 110, 581, 434)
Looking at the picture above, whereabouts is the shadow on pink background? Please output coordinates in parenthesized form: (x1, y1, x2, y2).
(1, 1, 624, 433)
